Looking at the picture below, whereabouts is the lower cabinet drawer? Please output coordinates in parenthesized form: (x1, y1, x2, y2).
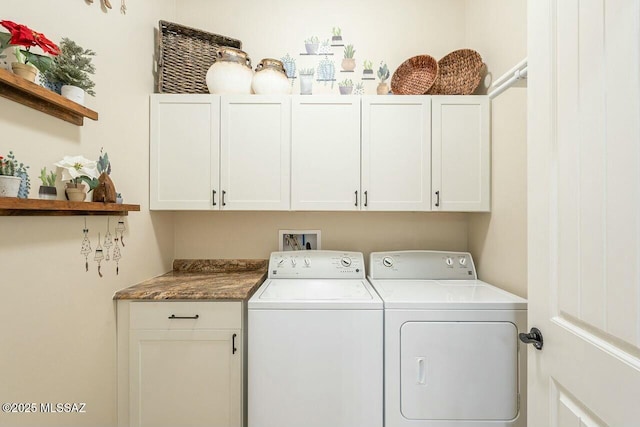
(129, 301, 242, 330)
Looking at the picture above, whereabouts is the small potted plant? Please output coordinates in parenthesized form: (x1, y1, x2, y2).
(342, 44, 356, 71)
(362, 60, 374, 79)
(54, 155, 99, 202)
(377, 61, 390, 95)
(0, 151, 30, 198)
(304, 36, 319, 55)
(45, 37, 96, 105)
(331, 27, 343, 46)
(38, 167, 57, 200)
(0, 20, 59, 82)
(338, 78, 353, 95)
(299, 68, 314, 95)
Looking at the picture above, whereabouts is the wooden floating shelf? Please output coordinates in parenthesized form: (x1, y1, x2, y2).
(0, 198, 140, 216)
(0, 68, 98, 126)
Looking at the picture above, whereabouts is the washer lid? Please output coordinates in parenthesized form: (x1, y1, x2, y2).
(248, 279, 383, 309)
(367, 279, 527, 310)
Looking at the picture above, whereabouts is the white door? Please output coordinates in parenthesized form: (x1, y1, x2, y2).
(291, 96, 361, 210)
(361, 96, 431, 211)
(220, 96, 291, 210)
(432, 95, 490, 212)
(129, 329, 241, 427)
(528, 1, 640, 426)
(150, 94, 220, 210)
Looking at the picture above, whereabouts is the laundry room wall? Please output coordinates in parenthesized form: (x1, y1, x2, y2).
(465, 0, 528, 297)
(0, 1, 176, 426)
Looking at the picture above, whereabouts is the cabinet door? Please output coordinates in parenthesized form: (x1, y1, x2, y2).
(432, 95, 490, 211)
(220, 96, 291, 210)
(150, 95, 220, 210)
(361, 96, 431, 211)
(291, 96, 361, 210)
(129, 329, 241, 427)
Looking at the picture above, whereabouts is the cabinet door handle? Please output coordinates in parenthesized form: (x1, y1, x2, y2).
(364, 191, 368, 207)
(222, 190, 227, 206)
(212, 190, 217, 206)
(168, 314, 199, 320)
(355, 190, 358, 207)
(232, 333, 237, 354)
(435, 190, 440, 207)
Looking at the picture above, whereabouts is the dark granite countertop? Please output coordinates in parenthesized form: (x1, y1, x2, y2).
(113, 259, 268, 301)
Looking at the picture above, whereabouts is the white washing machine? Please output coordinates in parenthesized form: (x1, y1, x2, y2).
(248, 250, 383, 427)
(367, 250, 527, 427)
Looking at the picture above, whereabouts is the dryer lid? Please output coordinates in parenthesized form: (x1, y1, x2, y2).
(368, 279, 527, 310)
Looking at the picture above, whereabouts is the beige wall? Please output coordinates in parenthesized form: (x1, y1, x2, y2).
(465, 0, 528, 297)
(0, 2, 175, 426)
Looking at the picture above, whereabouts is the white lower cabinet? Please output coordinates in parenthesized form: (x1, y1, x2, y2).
(361, 96, 432, 211)
(432, 96, 491, 212)
(117, 301, 244, 427)
(291, 96, 361, 210)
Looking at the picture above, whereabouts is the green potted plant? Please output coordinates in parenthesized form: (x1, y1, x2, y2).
(331, 27, 343, 46)
(342, 44, 356, 71)
(338, 78, 353, 95)
(304, 36, 319, 55)
(377, 61, 390, 95)
(45, 37, 96, 105)
(54, 155, 99, 201)
(38, 167, 57, 200)
(362, 59, 374, 79)
(0, 151, 30, 198)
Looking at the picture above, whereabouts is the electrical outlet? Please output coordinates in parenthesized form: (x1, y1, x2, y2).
(279, 230, 321, 251)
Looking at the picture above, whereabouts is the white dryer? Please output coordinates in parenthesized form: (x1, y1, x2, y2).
(368, 250, 527, 427)
(248, 250, 383, 427)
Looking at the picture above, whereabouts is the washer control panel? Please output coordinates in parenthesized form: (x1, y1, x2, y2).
(369, 251, 476, 280)
(269, 250, 364, 279)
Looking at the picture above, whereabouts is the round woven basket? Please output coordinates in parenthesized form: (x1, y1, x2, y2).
(390, 55, 439, 95)
(428, 49, 484, 95)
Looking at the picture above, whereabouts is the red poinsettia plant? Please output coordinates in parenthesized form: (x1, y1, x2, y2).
(0, 20, 59, 73)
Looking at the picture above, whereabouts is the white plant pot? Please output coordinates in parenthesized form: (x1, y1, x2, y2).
(61, 85, 86, 106)
(0, 175, 21, 197)
(299, 74, 313, 95)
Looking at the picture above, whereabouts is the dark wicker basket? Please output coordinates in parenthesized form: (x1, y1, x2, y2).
(157, 20, 242, 94)
(428, 49, 484, 95)
(390, 55, 439, 95)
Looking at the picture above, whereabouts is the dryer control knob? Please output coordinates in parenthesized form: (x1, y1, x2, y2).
(445, 257, 454, 267)
(340, 257, 352, 267)
(304, 257, 311, 266)
(291, 258, 297, 266)
(459, 257, 467, 266)
(382, 256, 394, 268)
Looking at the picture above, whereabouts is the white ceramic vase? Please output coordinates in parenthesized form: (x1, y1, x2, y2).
(206, 47, 254, 95)
(0, 175, 21, 197)
(251, 58, 291, 95)
(61, 85, 86, 106)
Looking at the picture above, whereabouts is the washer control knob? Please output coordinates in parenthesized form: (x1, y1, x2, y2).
(291, 258, 297, 267)
(445, 257, 454, 267)
(340, 257, 352, 267)
(459, 257, 467, 266)
(382, 256, 394, 268)
(304, 257, 311, 266)
(277, 258, 284, 266)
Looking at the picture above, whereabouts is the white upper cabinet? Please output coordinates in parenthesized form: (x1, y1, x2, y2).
(150, 94, 220, 210)
(291, 96, 361, 211)
(220, 96, 291, 210)
(432, 96, 490, 212)
(361, 96, 432, 211)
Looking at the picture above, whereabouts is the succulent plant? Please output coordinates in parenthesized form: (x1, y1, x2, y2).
(363, 60, 373, 70)
(305, 36, 319, 45)
(343, 44, 355, 59)
(39, 167, 57, 186)
(377, 61, 390, 83)
(0, 151, 30, 198)
(299, 68, 315, 76)
(332, 27, 342, 37)
(338, 78, 353, 87)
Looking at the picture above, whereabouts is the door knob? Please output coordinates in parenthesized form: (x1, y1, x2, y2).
(519, 327, 543, 350)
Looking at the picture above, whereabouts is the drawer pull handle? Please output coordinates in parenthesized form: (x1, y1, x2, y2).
(232, 333, 237, 354)
(168, 314, 200, 320)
